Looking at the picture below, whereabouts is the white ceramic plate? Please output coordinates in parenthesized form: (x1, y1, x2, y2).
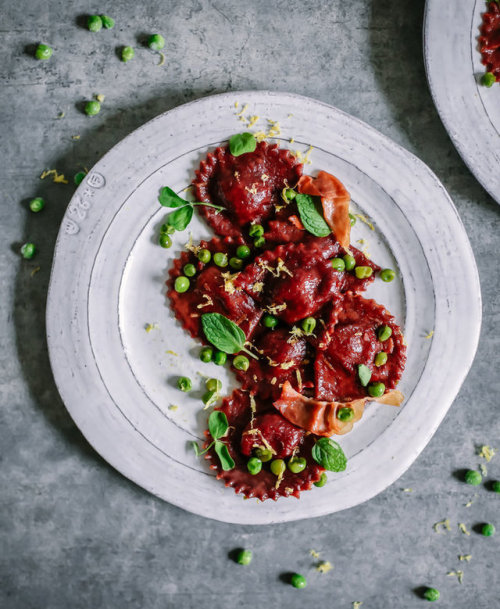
(424, 0, 500, 203)
(46, 91, 481, 524)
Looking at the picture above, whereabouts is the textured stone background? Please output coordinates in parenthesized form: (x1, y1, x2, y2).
(1, 1, 499, 607)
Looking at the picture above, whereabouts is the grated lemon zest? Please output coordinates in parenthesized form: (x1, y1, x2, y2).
(30, 266, 41, 277)
(157, 52, 166, 66)
(166, 350, 178, 356)
(270, 377, 277, 385)
(234, 101, 239, 108)
(95, 94, 105, 103)
(464, 494, 477, 508)
(221, 271, 240, 294)
(424, 330, 434, 339)
(478, 445, 497, 462)
(310, 549, 320, 558)
(236, 103, 248, 116)
(479, 463, 488, 477)
(447, 570, 464, 584)
(56, 111, 65, 119)
(275, 467, 285, 489)
(433, 518, 451, 533)
(71, 135, 80, 140)
(353, 603, 363, 609)
(458, 523, 471, 536)
(354, 213, 375, 230)
(261, 173, 269, 183)
(245, 184, 258, 195)
(247, 115, 259, 128)
(253, 281, 264, 293)
(40, 169, 69, 184)
(168, 405, 179, 411)
(296, 369, 302, 391)
(316, 561, 333, 574)
(402, 488, 413, 492)
(459, 554, 472, 562)
(265, 303, 287, 315)
(254, 130, 267, 142)
(145, 323, 158, 333)
(289, 137, 295, 144)
(197, 294, 214, 309)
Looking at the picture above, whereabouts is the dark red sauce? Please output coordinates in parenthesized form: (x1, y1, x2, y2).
(480, 2, 500, 81)
(166, 141, 406, 501)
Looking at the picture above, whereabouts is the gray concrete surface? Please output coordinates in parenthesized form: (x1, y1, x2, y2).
(1, 1, 499, 607)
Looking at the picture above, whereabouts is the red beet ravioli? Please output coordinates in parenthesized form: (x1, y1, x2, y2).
(314, 293, 406, 402)
(235, 242, 344, 325)
(167, 238, 262, 341)
(235, 327, 310, 399)
(204, 390, 324, 500)
(193, 141, 303, 238)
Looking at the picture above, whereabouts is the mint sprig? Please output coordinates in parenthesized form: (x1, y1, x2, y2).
(229, 132, 257, 157)
(201, 312, 258, 359)
(311, 437, 347, 472)
(158, 186, 225, 232)
(191, 410, 235, 471)
(295, 193, 331, 237)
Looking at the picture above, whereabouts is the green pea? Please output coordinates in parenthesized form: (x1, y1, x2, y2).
(236, 549, 253, 565)
(331, 257, 345, 272)
(236, 244, 251, 259)
(101, 15, 115, 29)
(284, 188, 297, 201)
(343, 254, 356, 271)
(368, 382, 385, 398)
(481, 72, 496, 87)
(35, 43, 53, 60)
(249, 224, 264, 238)
(423, 588, 440, 602)
(20, 243, 36, 259)
(29, 197, 45, 213)
(197, 248, 211, 264)
(233, 355, 250, 371)
(337, 407, 354, 422)
(229, 256, 243, 270)
(380, 268, 396, 282)
(177, 376, 192, 392)
(270, 459, 286, 476)
(254, 448, 273, 462)
(254, 236, 266, 248)
(148, 34, 165, 50)
(87, 15, 103, 32)
(301, 317, 316, 335)
(174, 276, 190, 293)
(377, 325, 392, 342)
(183, 263, 197, 277)
(161, 223, 176, 235)
(290, 573, 307, 589)
(482, 523, 496, 536)
(374, 352, 388, 367)
(262, 314, 278, 329)
(464, 470, 482, 486)
(121, 46, 135, 62)
(74, 171, 87, 185)
(84, 100, 101, 117)
(354, 265, 373, 279)
(159, 233, 172, 248)
(314, 472, 327, 487)
(492, 480, 500, 493)
(214, 350, 227, 366)
(349, 213, 356, 226)
(206, 378, 222, 392)
(202, 390, 217, 407)
(288, 457, 307, 473)
(213, 252, 228, 267)
(200, 347, 213, 363)
(247, 457, 262, 475)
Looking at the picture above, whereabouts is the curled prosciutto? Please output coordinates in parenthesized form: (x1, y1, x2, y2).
(314, 293, 406, 402)
(274, 381, 403, 436)
(193, 141, 302, 238)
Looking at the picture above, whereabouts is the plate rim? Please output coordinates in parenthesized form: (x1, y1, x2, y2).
(46, 90, 482, 524)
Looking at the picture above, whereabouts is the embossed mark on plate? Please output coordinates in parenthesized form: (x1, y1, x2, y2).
(87, 172, 106, 188)
(64, 172, 106, 235)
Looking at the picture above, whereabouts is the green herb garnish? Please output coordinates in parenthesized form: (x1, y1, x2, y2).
(158, 187, 224, 233)
(311, 437, 347, 472)
(295, 193, 331, 237)
(191, 411, 235, 471)
(229, 132, 257, 157)
(201, 313, 257, 359)
(357, 363, 372, 387)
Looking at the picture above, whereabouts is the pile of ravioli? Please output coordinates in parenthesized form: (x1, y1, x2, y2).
(168, 141, 406, 501)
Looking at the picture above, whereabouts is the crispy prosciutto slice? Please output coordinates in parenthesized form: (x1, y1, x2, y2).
(274, 381, 403, 436)
(297, 171, 351, 250)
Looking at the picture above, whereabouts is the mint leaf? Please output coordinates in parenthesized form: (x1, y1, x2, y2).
(168, 205, 193, 231)
(201, 312, 252, 356)
(190, 441, 201, 456)
(214, 440, 235, 470)
(358, 364, 372, 387)
(311, 437, 347, 472)
(229, 132, 257, 157)
(295, 193, 331, 237)
(208, 410, 229, 440)
(159, 186, 188, 208)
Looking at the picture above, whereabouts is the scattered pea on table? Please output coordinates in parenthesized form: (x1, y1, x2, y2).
(159, 234, 172, 249)
(87, 15, 103, 32)
(177, 376, 192, 392)
(35, 43, 53, 60)
(464, 470, 482, 486)
(148, 34, 165, 50)
(29, 197, 45, 213)
(423, 587, 440, 602)
(100, 15, 115, 29)
(236, 549, 253, 565)
(290, 573, 307, 589)
(21, 243, 36, 259)
(84, 100, 101, 116)
(121, 46, 135, 62)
